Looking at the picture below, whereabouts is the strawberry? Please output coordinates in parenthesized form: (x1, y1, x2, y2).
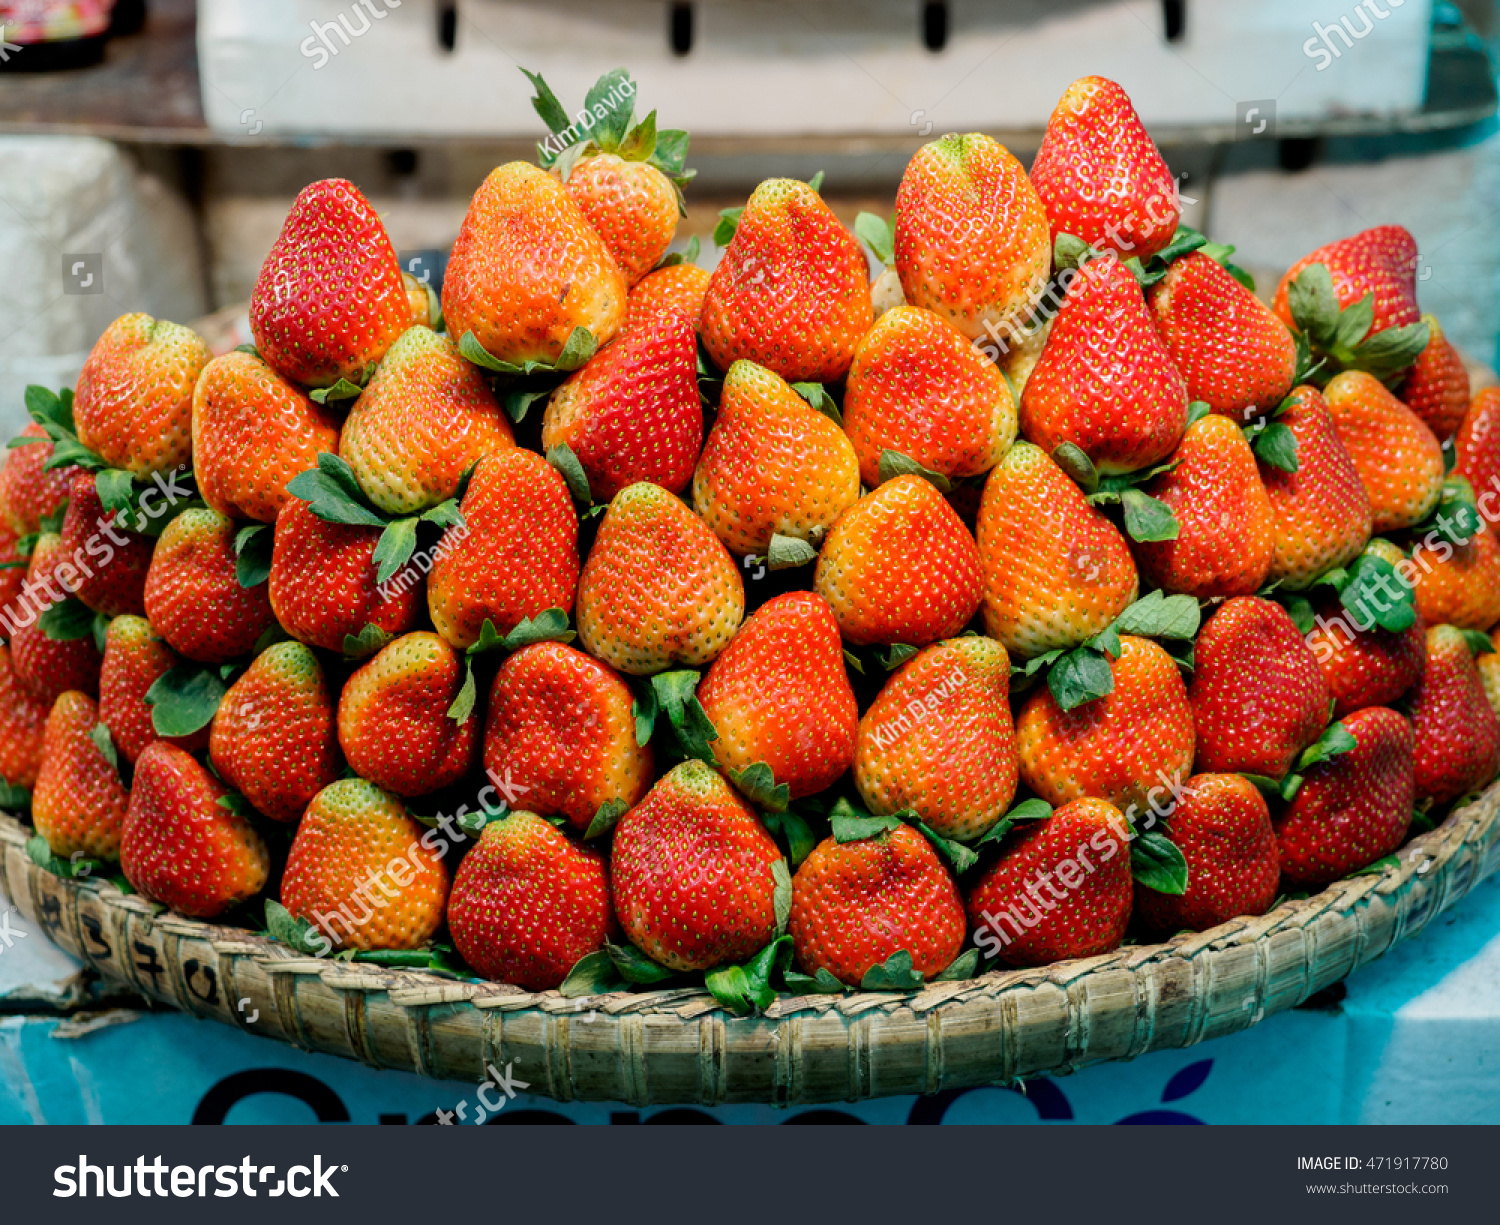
(564, 153, 680, 287)
(540, 309, 701, 501)
(1411, 522, 1500, 631)
(56, 472, 152, 618)
(98, 615, 207, 764)
(442, 162, 627, 367)
(1133, 412, 1274, 598)
(210, 640, 342, 822)
(610, 759, 784, 971)
(854, 636, 1018, 841)
(1261, 385, 1372, 588)
(699, 178, 873, 383)
(0, 643, 48, 789)
(1133, 774, 1279, 935)
(280, 779, 449, 951)
(249, 178, 411, 388)
(1324, 370, 1443, 533)
(893, 132, 1051, 343)
(696, 592, 858, 801)
(842, 305, 1017, 487)
(449, 809, 617, 989)
(192, 350, 342, 524)
(73, 313, 210, 476)
(627, 263, 711, 330)
(0, 423, 77, 536)
(143, 508, 274, 664)
(1399, 314, 1471, 441)
(976, 441, 1138, 657)
(966, 797, 1132, 968)
(1454, 387, 1500, 503)
(1190, 596, 1330, 779)
(31, 691, 129, 861)
(1029, 76, 1180, 261)
(1408, 625, 1500, 805)
(575, 481, 744, 675)
(426, 449, 579, 650)
(340, 326, 516, 515)
(403, 270, 436, 328)
(814, 475, 982, 648)
(0, 526, 23, 629)
(1273, 225, 1421, 338)
(1479, 643, 1500, 721)
(1147, 251, 1297, 421)
(692, 359, 860, 557)
(9, 534, 102, 704)
(1306, 564, 1426, 720)
(1016, 635, 1195, 814)
(1020, 254, 1189, 473)
(789, 825, 965, 986)
(121, 741, 270, 917)
(267, 497, 421, 653)
(482, 641, 653, 832)
(1275, 707, 1414, 887)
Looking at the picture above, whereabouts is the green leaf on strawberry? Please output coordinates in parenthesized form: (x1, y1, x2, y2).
(648, 670, 719, 763)
(1413, 475, 1482, 548)
(1286, 264, 1429, 385)
(1048, 646, 1114, 711)
(829, 798, 904, 843)
(1130, 829, 1188, 895)
(1112, 590, 1202, 640)
(145, 663, 227, 737)
(559, 949, 624, 998)
(860, 949, 924, 991)
(0, 775, 31, 810)
(458, 327, 597, 377)
(706, 933, 793, 1015)
(287, 453, 388, 528)
(216, 792, 256, 818)
(763, 533, 817, 571)
(761, 807, 818, 869)
(1118, 488, 1179, 542)
(27, 834, 104, 881)
(880, 643, 918, 671)
(791, 380, 843, 425)
(934, 948, 981, 982)
(630, 678, 658, 747)
(878, 449, 951, 492)
(1335, 548, 1415, 634)
(910, 818, 978, 873)
(1461, 628, 1495, 656)
(729, 761, 791, 812)
(372, 516, 419, 586)
(1351, 854, 1400, 877)
(38, 597, 97, 642)
(584, 797, 629, 841)
(854, 212, 895, 266)
(977, 796, 1053, 846)
(89, 723, 118, 770)
(1251, 421, 1299, 473)
(654, 235, 701, 270)
(264, 899, 327, 957)
(233, 523, 274, 589)
(308, 372, 369, 406)
(714, 206, 744, 248)
(605, 940, 677, 985)
(1294, 721, 1357, 773)
(342, 622, 393, 659)
(783, 966, 847, 994)
(545, 442, 592, 505)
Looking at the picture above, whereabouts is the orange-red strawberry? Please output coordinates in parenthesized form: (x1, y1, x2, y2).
(966, 797, 1132, 967)
(1307, 585, 1425, 721)
(8, 534, 101, 704)
(976, 441, 1138, 657)
(540, 310, 701, 500)
(1020, 255, 1189, 473)
(842, 305, 1017, 486)
(854, 636, 1017, 841)
(73, 313, 210, 476)
(1029, 76, 1179, 261)
(610, 759, 784, 971)
(249, 178, 411, 388)
(210, 640, 341, 822)
(1409, 625, 1500, 805)
(700, 179, 872, 384)
(280, 779, 448, 952)
(1324, 370, 1443, 533)
(1454, 387, 1500, 503)
(0, 423, 76, 536)
(576, 482, 744, 675)
(56, 472, 152, 618)
(1016, 635, 1195, 814)
(1275, 707, 1414, 887)
(1134, 774, 1279, 935)
(192, 350, 342, 524)
(143, 508, 274, 664)
(1273, 225, 1421, 337)
(894, 132, 1051, 343)
(696, 592, 858, 801)
(814, 475, 982, 648)
(337, 631, 477, 797)
(0, 643, 48, 789)
(564, 152, 679, 287)
(98, 615, 207, 764)
(267, 497, 420, 653)
(448, 809, 616, 989)
(692, 359, 860, 556)
(1411, 522, 1500, 631)
(443, 162, 626, 367)
(789, 825, 965, 986)
(626, 263, 710, 330)
(121, 741, 270, 918)
(426, 449, 579, 650)
(482, 641, 653, 832)
(403, 270, 435, 327)
(1261, 386, 1372, 588)
(31, 691, 129, 861)
(340, 326, 515, 514)
(1147, 251, 1297, 421)
(1399, 314, 1470, 441)
(1190, 596, 1330, 779)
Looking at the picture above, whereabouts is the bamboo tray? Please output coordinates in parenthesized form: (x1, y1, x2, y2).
(3, 785, 1498, 1106)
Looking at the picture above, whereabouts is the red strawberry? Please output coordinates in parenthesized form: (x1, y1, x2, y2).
(482, 641, 653, 833)
(789, 825, 965, 986)
(8, 534, 102, 704)
(249, 178, 412, 387)
(1029, 76, 1180, 261)
(1275, 707, 1414, 887)
(1134, 774, 1279, 935)
(966, 797, 1132, 968)
(210, 640, 342, 822)
(854, 636, 1018, 841)
(1399, 314, 1471, 441)
(700, 178, 873, 383)
(280, 779, 449, 951)
(1324, 370, 1443, 533)
(31, 690, 129, 861)
(1190, 596, 1330, 779)
(121, 741, 270, 918)
(627, 263, 711, 331)
(1411, 521, 1500, 632)
(540, 309, 702, 501)
(564, 153, 680, 287)
(1273, 225, 1421, 337)
(0, 642, 48, 789)
(1454, 387, 1500, 504)
(448, 810, 617, 989)
(610, 759, 784, 971)
(0, 526, 23, 631)
(98, 615, 207, 764)
(1408, 625, 1500, 805)
(143, 508, 274, 664)
(56, 472, 152, 618)
(1306, 587, 1426, 722)
(0, 423, 77, 536)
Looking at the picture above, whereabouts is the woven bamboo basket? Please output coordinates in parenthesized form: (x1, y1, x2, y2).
(3, 784, 1498, 1105)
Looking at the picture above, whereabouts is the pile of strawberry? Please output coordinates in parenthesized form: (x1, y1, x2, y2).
(5, 70, 1500, 1014)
